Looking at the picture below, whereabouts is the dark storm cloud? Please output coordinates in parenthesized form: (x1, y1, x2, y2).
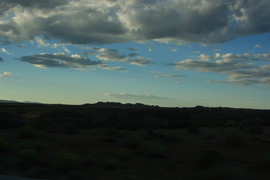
(0, 0, 69, 10)
(171, 53, 270, 86)
(0, 0, 269, 44)
(18, 53, 104, 69)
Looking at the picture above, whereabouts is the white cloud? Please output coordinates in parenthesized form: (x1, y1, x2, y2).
(34, 36, 71, 53)
(0, 48, 11, 55)
(0, 72, 14, 78)
(253, 44, 262, 48)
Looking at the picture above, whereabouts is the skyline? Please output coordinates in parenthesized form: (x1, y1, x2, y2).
(0, 0, 270, 109)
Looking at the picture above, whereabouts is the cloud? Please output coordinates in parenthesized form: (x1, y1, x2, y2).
(0, 0, 69, 13)
(105, 92, 169, 100)
(0, 0, 269, 44)
(127, 48, 137, 51)
(253, 44, 262, 48)
(0, 72, 14, 78)
(171, 53, 270, 86)
(18, 53, 104, 69)
(100, 66, 126, 71)
(150, 71, 185, 84)
(0, 57, 3, 62)
(34, 36, 71, 53)
(0, 48, 11, 55)
(87, 47, 151, 65)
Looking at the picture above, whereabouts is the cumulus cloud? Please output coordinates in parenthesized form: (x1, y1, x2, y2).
(18, 53, 104, 69)
(0, 72, 14, 78)
(86, 47, 151, 65)
(171, 53, 270, 86)
(0, 0, 269, 44)
(105, 92, 169, 100)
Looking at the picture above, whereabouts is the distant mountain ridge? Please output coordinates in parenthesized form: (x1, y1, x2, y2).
(0, 99, 40, 104)
(0, 99, 20, 103)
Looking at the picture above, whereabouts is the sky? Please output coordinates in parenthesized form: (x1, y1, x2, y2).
(0, 0, 270, 109)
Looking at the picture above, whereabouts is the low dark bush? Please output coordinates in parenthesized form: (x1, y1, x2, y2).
(17, 126, 38, 138)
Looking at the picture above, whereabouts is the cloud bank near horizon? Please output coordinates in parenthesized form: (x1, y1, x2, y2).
(0, 0, 269, 45)
(171, 53, 270, 86)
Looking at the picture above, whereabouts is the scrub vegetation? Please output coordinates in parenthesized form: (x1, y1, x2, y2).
(0, 102, 270, 179)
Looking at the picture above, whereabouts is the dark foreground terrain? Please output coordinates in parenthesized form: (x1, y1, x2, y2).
(1, 102, 270, 180)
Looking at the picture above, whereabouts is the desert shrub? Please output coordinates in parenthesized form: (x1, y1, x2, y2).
(164, 162, 178, 171)
(0, 137, 8, 152)
(190, 164, 261, 180)
(196, 149, 225, 169)
(0, 113, 24, 129)
(53, 152, 82, 172)
(225, 134, 245, 147)
(19, 148, 40, 161)
(14, 140, 40, 152)
(17, 126, 38, 138)
(116, 148, 131, 161)
(261, 153, 270, 167)
(17, 148, 42, 168)
(143, 143, 167, 159)
(82, 154, 98, 166)
(249, 126, 264, 134)
(62, 122, 78, 134)
(187, 123, 200, 134)
(163, 131, 180, 142)
(205, 134, 216, 140)
(124, 134, 143, 149)
(102, 158, 122, 169)
(105, 128, 126, 137)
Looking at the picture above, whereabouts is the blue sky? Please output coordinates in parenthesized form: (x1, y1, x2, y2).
(0, 0, 270, 109)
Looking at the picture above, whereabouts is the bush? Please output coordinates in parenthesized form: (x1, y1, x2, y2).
(53, 152, 82, 172)
(196, 149, 225, 169)
(0, 137, 8, 152)
(124, 134, 143, 149)
(19, 148, 40, 162)
(190, 164, 261, 180)
(143, 143, 167, 159)
(225, 134, 245, 147)
(62, 122, 79, 134)
(262, 153, 270, 167)
(116, 148, 131, 161)
(102, 158, 122, 169)
(17, 126, 38, 138)
(82, 154, 98, 166)
(249, 126, 264, 134)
